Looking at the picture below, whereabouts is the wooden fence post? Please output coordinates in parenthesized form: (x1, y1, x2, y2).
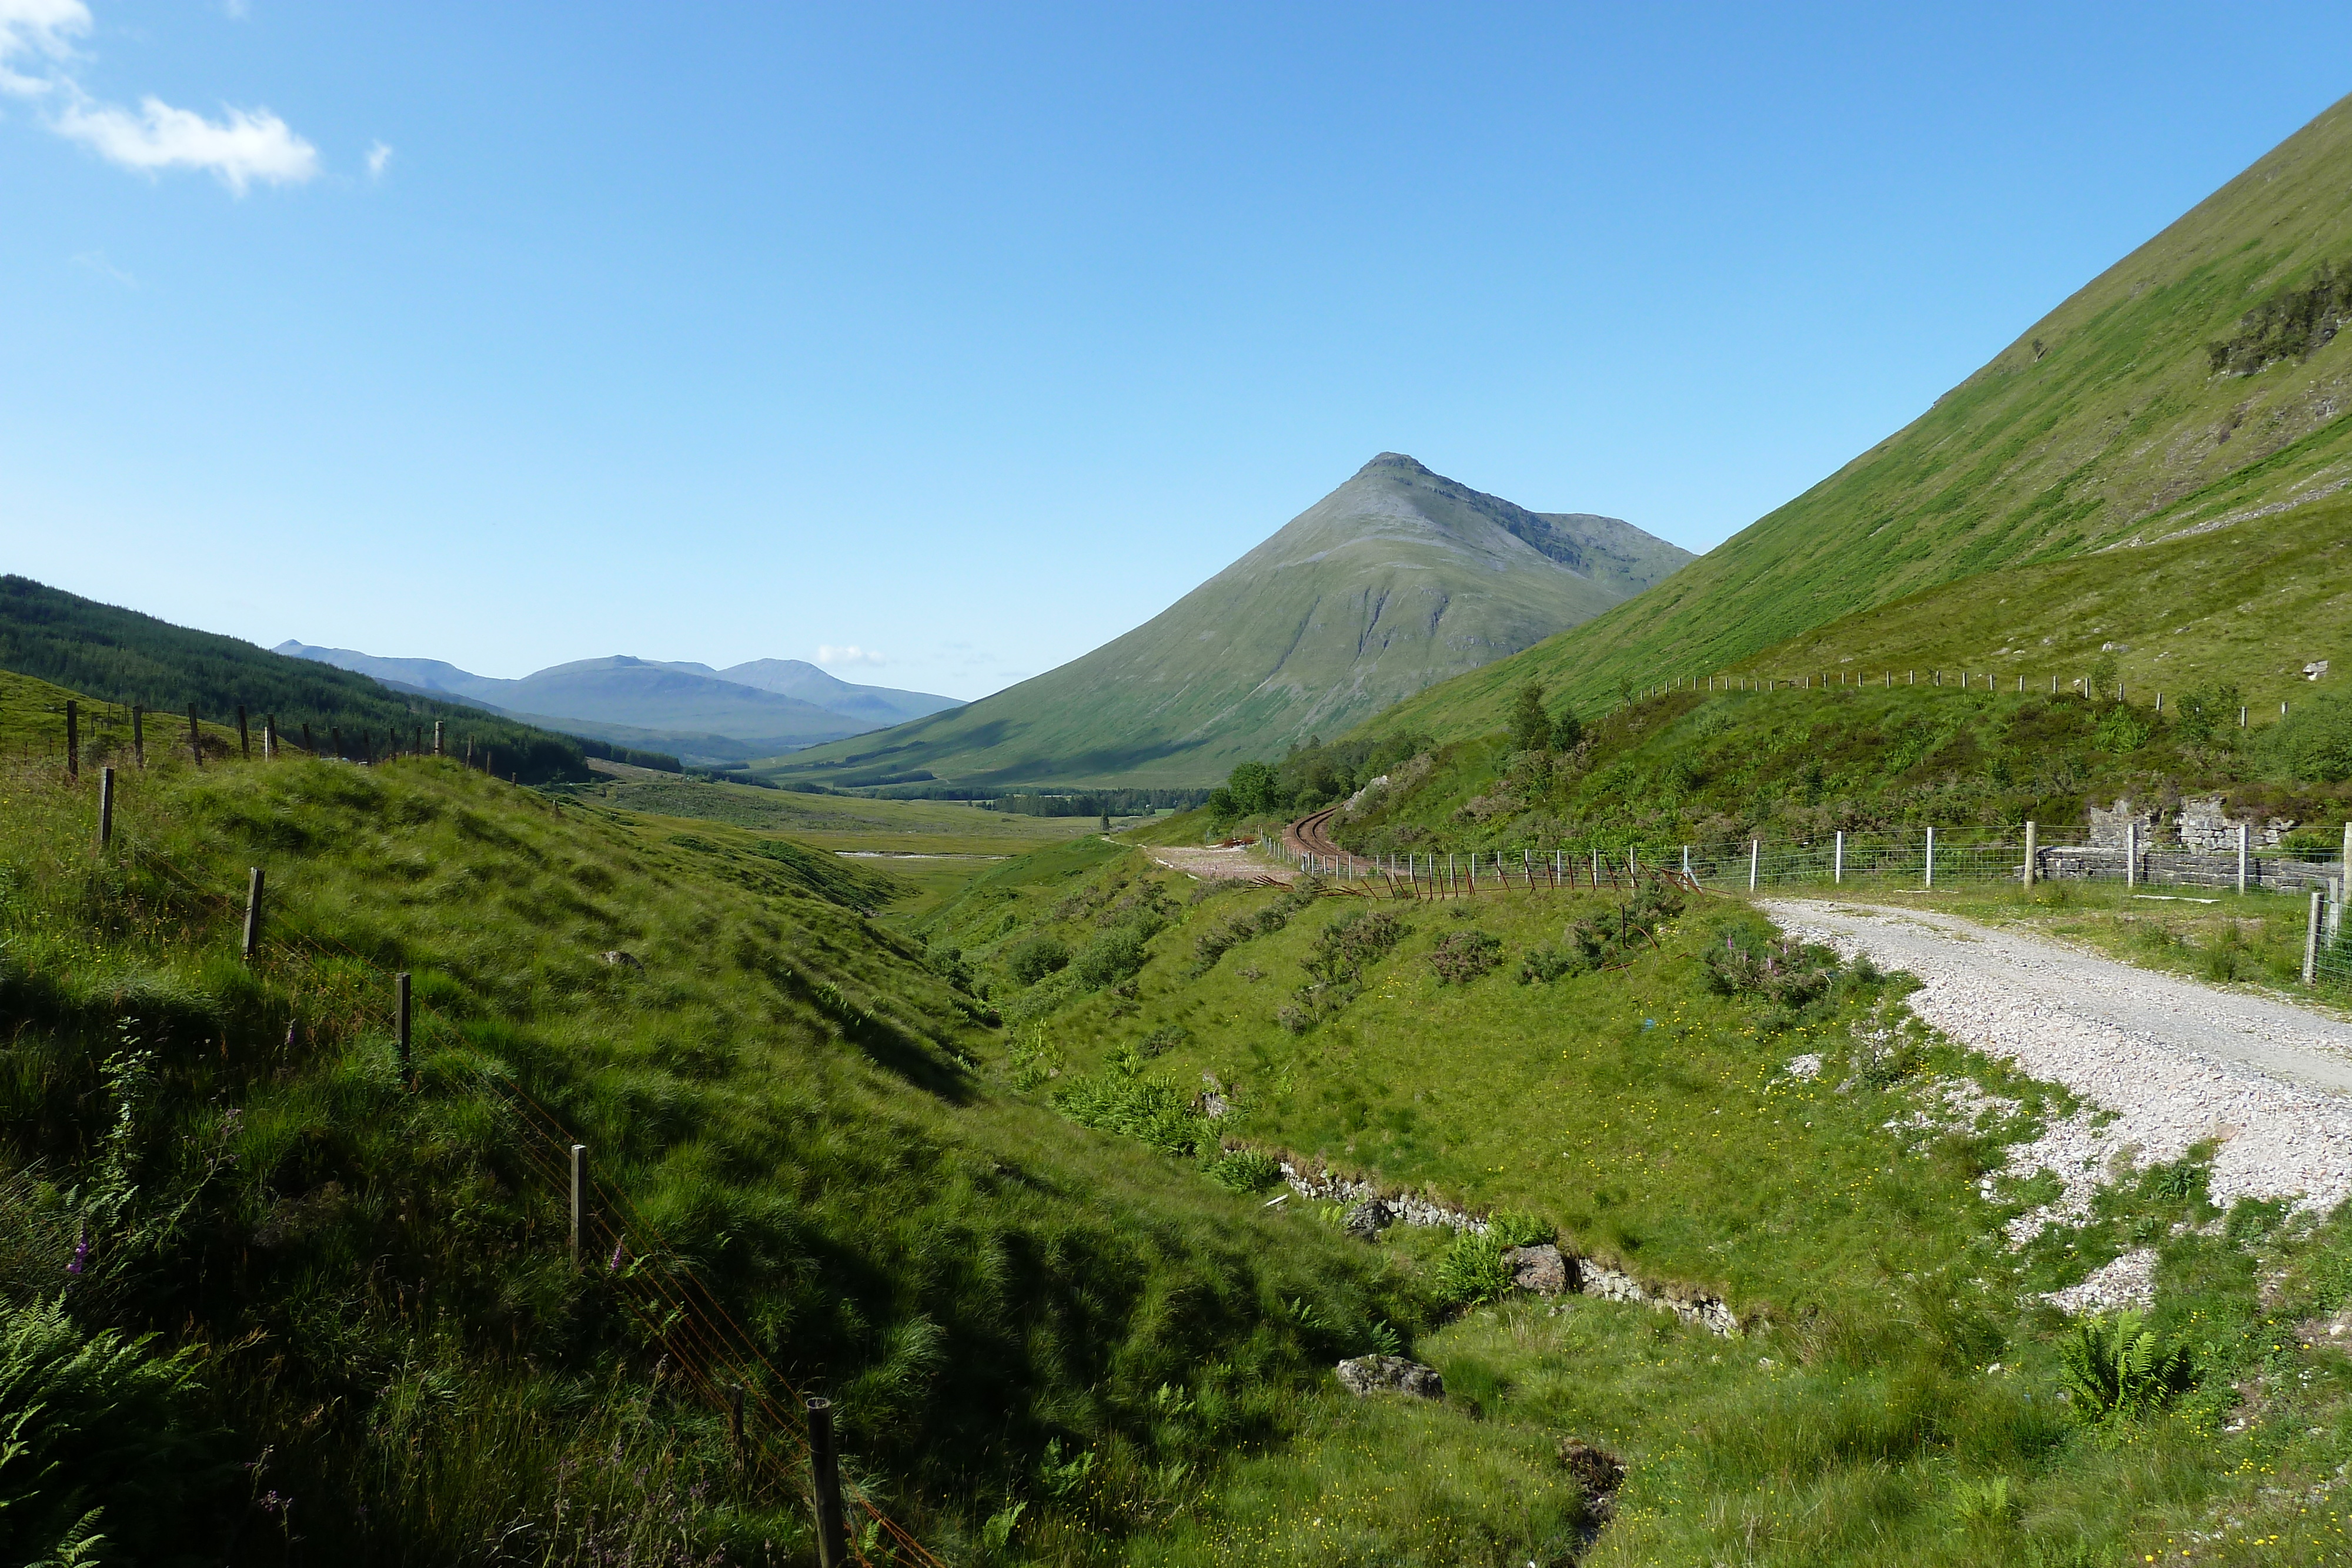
(2023, 821, 2036, 887)
(64, 700, 78, 780)
(2126, 823, 2139, 890)
(569, 1142, 585, 1269)
(434, 720, 445, 756)
(265, 716, 278, 760)
(807, 1397, 850, 1568)
(238, 706, 250, 760)
(132, 704, 145, 768)
(302, 723, 313, 756)
(396, 972, 413, 1077)
(188, 705, 202, 768)
(2239, 823, 2251, 895)
(243, 868, 263, 959)
(98, 766, 114, 851)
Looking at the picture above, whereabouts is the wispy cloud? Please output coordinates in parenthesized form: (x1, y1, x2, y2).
(0, 0, 88, 96)
(365, 139, 390, 178)
(71, 247, 134, 286)
(817, 644, 887, 668)
(2, 0, 320, 193)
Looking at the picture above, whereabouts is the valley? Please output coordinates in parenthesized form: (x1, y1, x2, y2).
(15, 58, 2352, 1568)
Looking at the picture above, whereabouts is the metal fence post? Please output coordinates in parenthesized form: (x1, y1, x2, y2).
(1749, 838, 1759, 891)
(2306, 889, 2324, 985)
(1925, 826, 1936, 889)
(1834, 830, 1844, 885)
(2126, 822, 2139, 890)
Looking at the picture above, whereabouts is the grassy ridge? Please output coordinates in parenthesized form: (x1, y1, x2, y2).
(1370, 92, 2352, 741)
(0, 575, 677, 780)
(0, 672, 1461, 1563)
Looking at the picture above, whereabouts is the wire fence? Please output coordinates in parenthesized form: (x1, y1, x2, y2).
(27, 746, 934, 1566)
(1285, 824, 2352, 902)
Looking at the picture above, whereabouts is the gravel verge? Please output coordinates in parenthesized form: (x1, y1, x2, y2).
(1762, 900, 2352, 1246)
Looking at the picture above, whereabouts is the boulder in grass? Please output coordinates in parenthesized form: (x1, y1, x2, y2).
(1341, 1199, 1393, 1240)
(1335, 1355, 1444, 1400)
(1503, 1242, 1571, 1295)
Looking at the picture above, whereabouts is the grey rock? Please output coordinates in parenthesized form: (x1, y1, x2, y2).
(600, 950, 643, 970)
(1341, 1199, 1393, 1239)
(1200, 1091, 1230, 1119)
(1503, 1242, 1571, 1295)
(2308, 660, 2331, 681)
(1335, 1354, 1443, 1399)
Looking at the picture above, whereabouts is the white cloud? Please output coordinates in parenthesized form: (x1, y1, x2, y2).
(53, 94, 317, 192)
(222, 0, 249, 18)
(2, 1, 319, 193)
(0, 0, 89, 96)
(365, 139, 390, 178)
(817, 644, 887, 668)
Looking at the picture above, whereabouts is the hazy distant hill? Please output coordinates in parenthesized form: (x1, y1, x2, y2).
(1373, 91, 2352, 740)
(277, 644, 961, 757)
(765, 454, 1690, 788)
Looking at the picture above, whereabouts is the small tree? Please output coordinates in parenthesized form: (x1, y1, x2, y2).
(1509, 683, 1552, 753)
(1551, 703, 1583, 753)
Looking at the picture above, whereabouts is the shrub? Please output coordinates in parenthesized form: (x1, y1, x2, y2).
(1205, 1149, 1284, 1193)
(1517, 944, 1582, 984)
(1053, 1069, 1206, 1158)
(1428, 930, 1504, 985)
(1301, 910, 1412, 988)
(2094, 705, 2153, 755)
(2054, 1309, 2190, 1423)
(1137, 1025, 1187, 1059)
(1005, 935, 1071, 986)
(1073, 927, 1148, 990)
(1434, 1230, 1512, 1306)
(1488, 1211, 1553, 1249)
(0, 1295, 215, 1562)
(1702, 930, 1838, 1009)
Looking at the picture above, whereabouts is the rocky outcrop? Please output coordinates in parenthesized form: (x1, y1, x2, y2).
(1335, 1355, 1444, 1399)
(1275, 1155, 1741, 1335)
(1503, 1243, 1570, 1295)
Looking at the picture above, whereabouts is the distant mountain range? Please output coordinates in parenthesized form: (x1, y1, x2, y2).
(764, 453, 1692, 788)
(275, 644, 963, 763)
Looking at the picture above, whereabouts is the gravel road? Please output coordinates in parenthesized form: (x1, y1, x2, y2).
(1761, 900, 2352, 1246)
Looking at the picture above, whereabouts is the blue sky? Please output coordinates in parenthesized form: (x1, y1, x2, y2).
(4, 3, 2348, 700)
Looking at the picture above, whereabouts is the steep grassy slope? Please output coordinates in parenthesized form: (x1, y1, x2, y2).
(763, 454, 1690, 791)
(918, 841, 2352, 1566)
(0, 671, 1469, 1563)
(1725, 482, 2350, 709)
(1374, 90, 2352, 740)
(0, 577, 676, 780)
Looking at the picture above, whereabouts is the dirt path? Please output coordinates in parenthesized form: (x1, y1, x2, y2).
(1762, 898, 2352, 1236)
(1140, 843, 1294, 884)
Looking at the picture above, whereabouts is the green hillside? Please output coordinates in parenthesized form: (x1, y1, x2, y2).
(0, 576, 679, 781)
(1371, 91, 2352, 742)
(761, 454, 1690, 791)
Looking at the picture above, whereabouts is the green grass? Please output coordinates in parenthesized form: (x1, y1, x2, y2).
(20, 649, 2352, 1565)
(916, 840, 2352, 1565)
(1371, 92, 2352, 743)
(1317, 681, 2348, 862)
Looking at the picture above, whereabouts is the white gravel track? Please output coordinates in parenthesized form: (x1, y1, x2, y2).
(1760, 900, 2352, 1242)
